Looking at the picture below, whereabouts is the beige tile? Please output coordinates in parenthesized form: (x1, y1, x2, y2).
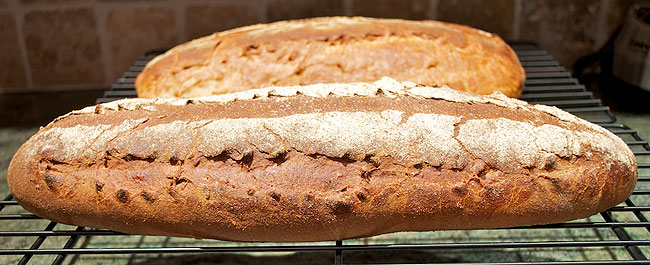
(186, 2, 262, 40)
(267, 0, 344, 22)
(437, 0, 515, 40)
(352, 0, 429, 20)
(520, 0, 601, 68)
(0, 12, 28, 92)
(106, 6, 176, 81)
(23, 8, 104, 86)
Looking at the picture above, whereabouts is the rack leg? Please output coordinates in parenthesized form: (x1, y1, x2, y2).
(335, 240, 342, 265)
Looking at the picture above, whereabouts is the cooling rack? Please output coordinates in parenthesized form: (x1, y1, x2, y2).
(1, 43, 649, 264)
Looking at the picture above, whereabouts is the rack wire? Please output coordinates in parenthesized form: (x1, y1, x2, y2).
(1, 43, 649, 264)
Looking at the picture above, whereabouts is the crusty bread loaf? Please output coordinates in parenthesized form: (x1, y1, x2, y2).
(9, 78, 635, 242)
(135, 17, 525, 98)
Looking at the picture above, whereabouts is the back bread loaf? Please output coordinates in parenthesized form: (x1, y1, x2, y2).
(9, 78, 635, 242)
(135, 17, 525, 98)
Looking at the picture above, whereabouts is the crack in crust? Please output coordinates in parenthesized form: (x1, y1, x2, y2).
(38, 83, 636, 179)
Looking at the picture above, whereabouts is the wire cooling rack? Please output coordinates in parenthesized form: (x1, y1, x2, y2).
(1, 43, 649, 264)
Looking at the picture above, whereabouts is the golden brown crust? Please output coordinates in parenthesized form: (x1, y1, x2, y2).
(8, 81, 636, 242)
(135, 17, 525, 98)
(10, 149, 633, 242)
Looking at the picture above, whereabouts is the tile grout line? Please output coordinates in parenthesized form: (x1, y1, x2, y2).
(5, 84, 109, 94)
(343, 0, 353, 17)
(595, 0, 609, 49)
(10, 2, 96, 12)
(16, 1, 164, 11)
(512, 0, 521, 41)
(94, 0, 112, 85)
(428, 0, 438, 20)
(261, 0, 269, 23)
(258, 0, 269, 24)
(174, 0, 186, 43)
(11, 3, 35, 90)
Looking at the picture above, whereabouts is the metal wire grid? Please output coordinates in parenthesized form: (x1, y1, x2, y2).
(0, 43, 649, 264)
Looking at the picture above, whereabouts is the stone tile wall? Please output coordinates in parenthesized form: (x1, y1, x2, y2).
(0, 0, 637, 93)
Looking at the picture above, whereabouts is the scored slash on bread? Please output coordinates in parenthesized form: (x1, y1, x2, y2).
(8, 78, 636, 242)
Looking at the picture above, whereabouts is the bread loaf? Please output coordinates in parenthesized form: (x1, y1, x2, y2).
(9, 78, 635, 242)
(135, 17, 525, 98)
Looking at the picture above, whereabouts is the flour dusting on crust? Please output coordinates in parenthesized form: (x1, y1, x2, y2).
(49, 78, 635, 173)
(71, 77, 560, 122)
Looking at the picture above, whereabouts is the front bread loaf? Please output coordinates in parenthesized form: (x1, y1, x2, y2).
(9, 78, 635, 242)
(135, 16, 525, 98)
